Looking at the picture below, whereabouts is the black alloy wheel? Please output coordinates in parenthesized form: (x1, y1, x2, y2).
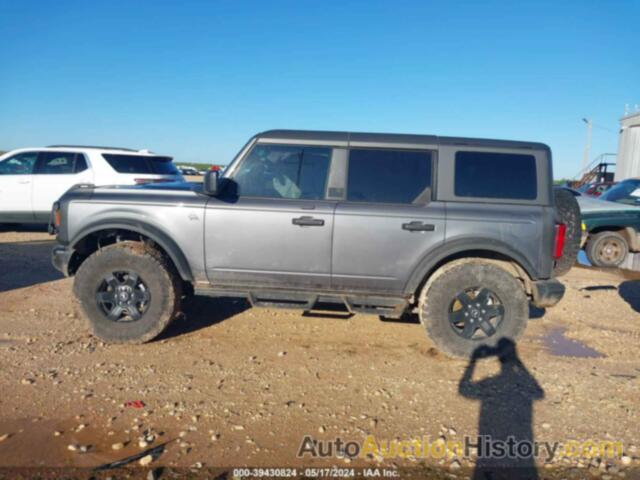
(448, 287, 505, 340)
(96, 271, 151, 322)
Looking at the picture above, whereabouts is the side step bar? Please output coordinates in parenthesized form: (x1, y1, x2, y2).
(194, 285, 408, 318)
(343, 296, 406, 317)
(248, 292, 317, 310)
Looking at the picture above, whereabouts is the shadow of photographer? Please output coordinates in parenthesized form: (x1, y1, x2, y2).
(459, 338, 544, 480)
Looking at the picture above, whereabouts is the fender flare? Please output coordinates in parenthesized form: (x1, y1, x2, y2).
(70, 219, 194, 281)
(403, 238, 539, 296)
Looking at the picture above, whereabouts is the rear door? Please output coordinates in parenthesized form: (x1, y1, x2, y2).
(331, 147, 445, 295)
(0, 151, 38, 221)
(205, 143, 335, 289)
(31, 151, 94, 220)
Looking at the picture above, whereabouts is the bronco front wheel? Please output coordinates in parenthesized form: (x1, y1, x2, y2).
(73, 241, 182, 343)
(418, 261, 528, 358)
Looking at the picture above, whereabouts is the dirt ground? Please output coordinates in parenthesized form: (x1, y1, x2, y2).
(0, 226, 639, 479)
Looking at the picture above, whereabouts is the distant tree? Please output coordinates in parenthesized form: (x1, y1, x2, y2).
(553, 178, 573, 186)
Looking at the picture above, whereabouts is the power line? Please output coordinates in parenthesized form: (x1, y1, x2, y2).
(590, 123, 617, 134)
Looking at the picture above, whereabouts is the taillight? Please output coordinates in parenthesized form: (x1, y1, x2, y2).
(48, 202, 61, 235)
(553, 223, 566, 259)
(54, 208, 62, 228)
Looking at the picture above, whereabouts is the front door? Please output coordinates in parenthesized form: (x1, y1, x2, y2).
(331, 147, 445, 295)
(205, 143, 335, 289)
(0, 151, 38, 222)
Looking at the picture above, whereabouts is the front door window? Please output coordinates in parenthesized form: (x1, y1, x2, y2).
(0, 152, 38, 175)
(232, 144, 331, 200)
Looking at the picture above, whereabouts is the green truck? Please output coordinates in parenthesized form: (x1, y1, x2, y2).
(576, 179, 640, 267)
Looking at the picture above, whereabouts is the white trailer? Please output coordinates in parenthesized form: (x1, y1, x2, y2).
(615, 111, 640, 181)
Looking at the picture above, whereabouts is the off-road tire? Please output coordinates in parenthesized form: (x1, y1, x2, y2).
(553, 188, 581, 277)
(418, 260, 528, 358)
(74, 241, 182, 343)
(585, 231, 629, 268)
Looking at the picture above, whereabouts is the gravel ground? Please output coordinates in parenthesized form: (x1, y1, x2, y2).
(0, 226, 639, 479)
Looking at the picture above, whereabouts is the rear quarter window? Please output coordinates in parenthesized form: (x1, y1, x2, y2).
(454, 151, 537, 200)
(102, 154, 178, 175)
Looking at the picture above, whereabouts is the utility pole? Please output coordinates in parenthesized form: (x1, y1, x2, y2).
(582, 117, 592, 172)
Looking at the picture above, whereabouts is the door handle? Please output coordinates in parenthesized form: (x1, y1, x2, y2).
(292, 216, 325, 227)
(18, 180, 31, 184)
(402, 221, 435, 232)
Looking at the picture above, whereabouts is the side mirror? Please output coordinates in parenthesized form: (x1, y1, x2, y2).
(203, 170, 220, 196)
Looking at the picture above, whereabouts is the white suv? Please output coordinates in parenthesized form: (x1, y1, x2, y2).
(0, 145, 184, 223)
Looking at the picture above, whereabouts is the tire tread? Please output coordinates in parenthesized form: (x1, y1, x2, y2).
(418, 260, 528, 358)
(74, 241, 182, 343)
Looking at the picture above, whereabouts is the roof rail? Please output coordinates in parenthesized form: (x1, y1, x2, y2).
(46, 145, 138, 152)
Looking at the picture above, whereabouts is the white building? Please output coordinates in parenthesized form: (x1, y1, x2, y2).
(615, 111, 640, 181)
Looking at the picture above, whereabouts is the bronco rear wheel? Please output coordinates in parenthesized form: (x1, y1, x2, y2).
(418, 261, 528, 358)
(74, 241, 182, 343)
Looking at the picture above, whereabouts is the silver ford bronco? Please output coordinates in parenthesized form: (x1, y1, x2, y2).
(51, 130, 578, 357)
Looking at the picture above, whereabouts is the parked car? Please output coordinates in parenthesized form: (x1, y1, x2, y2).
(177, 165, 200, 176)
(50, 130, 575, 358)
(0, 146, 184, 223)
(581, 212, 640, 267)
(579, 183, 640, 267)
(578, 181, 617, 197)
(599, 178, 640, 206)
(565, 184, 640, 267)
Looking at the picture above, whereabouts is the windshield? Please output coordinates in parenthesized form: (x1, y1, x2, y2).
(600, 179, 640, 206)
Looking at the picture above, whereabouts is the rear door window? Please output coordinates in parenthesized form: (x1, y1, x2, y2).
(102, 154, 178, 175)
(454, 151, 537, 200)
(346, 148, 432, 204)
(34, 152, 77, 174)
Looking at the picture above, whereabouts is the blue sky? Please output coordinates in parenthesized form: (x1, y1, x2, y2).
(1, 0, 638, 178)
